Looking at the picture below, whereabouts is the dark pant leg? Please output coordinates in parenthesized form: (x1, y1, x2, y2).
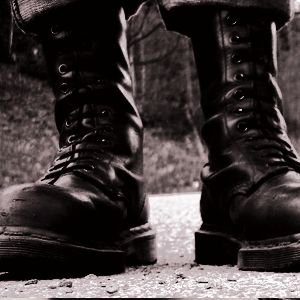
(157, 0, 295, 31)
(10, 0, 147, 31)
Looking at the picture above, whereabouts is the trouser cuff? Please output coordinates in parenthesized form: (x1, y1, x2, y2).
(158, 0, 294, 31)
(10, 0, 145, 32)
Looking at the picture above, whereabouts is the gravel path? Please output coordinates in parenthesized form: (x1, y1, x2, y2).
(0, 193, 299, 298)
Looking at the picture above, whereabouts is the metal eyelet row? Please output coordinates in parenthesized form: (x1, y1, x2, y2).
(225, 14, 249, 83)
(224, 14, 272, 137)
(50, 24, 72, 95)
(98, 108, 114, 146)
(51, 24, 107, 96)
(224, 14, 249, 133)
(58, 63, 71, 94)
(233, 89, 250, 132)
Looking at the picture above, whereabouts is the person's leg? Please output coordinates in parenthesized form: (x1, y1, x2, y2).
(158, 0, 300, 271)
(0, 0, 156, 276)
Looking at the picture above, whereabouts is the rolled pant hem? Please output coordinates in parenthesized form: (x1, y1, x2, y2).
(158, 0, 294, 29)
(11, 0, 294, 32)
(10, 0, 146, 32)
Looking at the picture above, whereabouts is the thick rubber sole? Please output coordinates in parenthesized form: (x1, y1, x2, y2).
(0, 224, 156, 278)
(195, 229, 300, 271)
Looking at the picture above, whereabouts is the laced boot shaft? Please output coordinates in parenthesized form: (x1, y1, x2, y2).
(36, 6, 146, 224)
(192, 9, 300, 228)
(195, 10, 299, 172)
(190, 9, 300, 270)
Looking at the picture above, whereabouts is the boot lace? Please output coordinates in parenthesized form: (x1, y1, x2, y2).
(41, 104, 115, 183)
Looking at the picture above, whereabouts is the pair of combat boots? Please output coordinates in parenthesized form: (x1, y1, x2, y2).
(1, 4, 300, 276)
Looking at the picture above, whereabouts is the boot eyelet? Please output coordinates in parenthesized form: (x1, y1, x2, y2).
(58, 64, 69, 75)
(235, 108, 244, 113)
(50, 24, 62, 36)
(97, 79, 105, 85)
(99, 137, 112, 146)
(100, 109, 112, 118)
(225, 14, 239, 26)
(60, 83, 70, 94)
(116, 191, 124, 198)
(67, 135, 76, 144)
(230, 33, 241, 44)
(65, 119, 72, 128)
(234, 72, 246, 81)
(231, 53, 243, 64)
(233, 89, 246, 100)
(237, 121, 249, 133)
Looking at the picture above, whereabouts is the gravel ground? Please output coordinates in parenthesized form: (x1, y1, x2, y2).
(0, 193, 299, 298)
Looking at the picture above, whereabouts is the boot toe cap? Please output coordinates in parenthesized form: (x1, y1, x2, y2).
(233, 171, 300, 240)
(0, 183, 126, 242)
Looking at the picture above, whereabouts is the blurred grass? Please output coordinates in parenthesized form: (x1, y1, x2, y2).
(144, 128, 205, 193)
(0, 64, 57, 187)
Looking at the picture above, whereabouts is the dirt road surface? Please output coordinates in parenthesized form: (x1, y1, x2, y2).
(0, 193, 299, 298)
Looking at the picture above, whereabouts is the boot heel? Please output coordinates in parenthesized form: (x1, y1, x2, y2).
(195, 229, 241, 265)
(125, 229, 157, 265)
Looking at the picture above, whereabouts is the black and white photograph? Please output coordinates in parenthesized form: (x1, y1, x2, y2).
(0, 0, 300, 297)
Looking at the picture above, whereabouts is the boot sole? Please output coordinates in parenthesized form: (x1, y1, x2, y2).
(195, 229, 300, 271)
(0, 224, 156, 278)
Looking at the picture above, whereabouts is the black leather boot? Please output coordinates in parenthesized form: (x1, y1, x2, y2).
(190, 8, 300, 271)
(0, 0, 13, 63)
(0, 4, 156, 276)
